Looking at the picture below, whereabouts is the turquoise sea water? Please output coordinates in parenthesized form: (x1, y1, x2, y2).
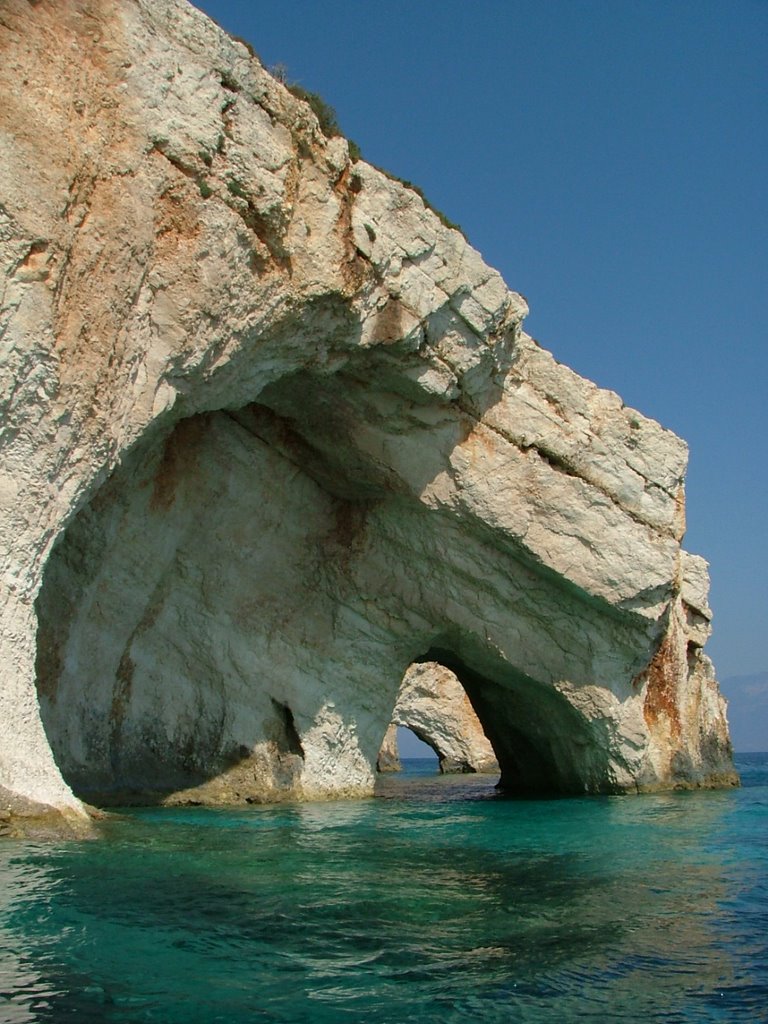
(1, 753, 766, 1024)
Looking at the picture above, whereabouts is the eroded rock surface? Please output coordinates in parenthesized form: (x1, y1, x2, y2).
(0, 0, 736, 822)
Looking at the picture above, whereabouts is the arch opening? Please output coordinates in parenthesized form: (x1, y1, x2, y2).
(397, 727, 439, 763)
(417, 646, 618, 797)
(377, 662, 499, 776)
(376, 724, 439, 774)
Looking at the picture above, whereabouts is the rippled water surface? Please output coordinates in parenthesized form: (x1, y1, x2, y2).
(1, 754, 767, 1023)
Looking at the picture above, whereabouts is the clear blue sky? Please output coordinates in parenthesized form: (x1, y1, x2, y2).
(194, 1, 767, 745)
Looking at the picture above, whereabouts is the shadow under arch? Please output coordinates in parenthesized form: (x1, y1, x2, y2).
(414, 644, 617, 797)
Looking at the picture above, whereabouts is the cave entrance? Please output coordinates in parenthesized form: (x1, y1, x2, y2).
(33, 386, 620, 807)
(374, 643, 607, 798)
(376, 724, 439, 775)
(415, 646, 610, 797)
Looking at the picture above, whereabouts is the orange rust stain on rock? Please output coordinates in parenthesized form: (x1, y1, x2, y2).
(673, 483, 686, 540)
(0, 0, 133, 149)
(154, 179, 203, 260)
(370, 296, 405, 345)
(323, 498, 374, 574)
(150, 417, 207, 512)
(459, 421, 498, 465)
(334, 164, 373, 294)
(109, 648, 135, 736)
(330, 501, 367, 548)
(637, 627, 682, 739)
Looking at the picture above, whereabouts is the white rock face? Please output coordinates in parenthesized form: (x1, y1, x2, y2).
(381, 664, 499, 774)
(0, 0, 736, 824)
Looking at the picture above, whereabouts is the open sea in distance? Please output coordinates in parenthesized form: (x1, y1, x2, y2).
(1, 752, 766, 1023)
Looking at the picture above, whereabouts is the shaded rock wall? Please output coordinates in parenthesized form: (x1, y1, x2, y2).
(0, 0, 736, 822)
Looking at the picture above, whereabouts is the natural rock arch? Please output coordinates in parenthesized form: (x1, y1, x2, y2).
(0, 0, 736, 827)
(32, 400, 627, 805)
(378, 663, 499, 775)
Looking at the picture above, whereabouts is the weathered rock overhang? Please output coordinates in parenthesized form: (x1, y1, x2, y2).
(0, 0, 736, 830)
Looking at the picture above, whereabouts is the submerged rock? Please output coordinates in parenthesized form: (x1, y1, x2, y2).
(0, 0, 736, 825)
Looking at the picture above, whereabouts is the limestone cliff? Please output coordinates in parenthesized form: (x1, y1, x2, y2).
(0, 0, 736, 827)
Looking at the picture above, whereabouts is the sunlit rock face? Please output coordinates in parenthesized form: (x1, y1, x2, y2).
(376, 726, 402, 773)
(0, 0, 736, 823)
(380, 664, 499, 774)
